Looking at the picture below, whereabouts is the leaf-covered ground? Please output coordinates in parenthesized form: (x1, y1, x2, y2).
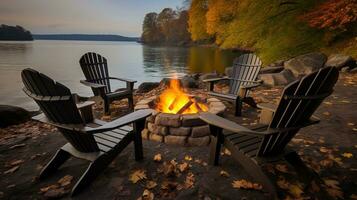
(0, 73, 356, 199)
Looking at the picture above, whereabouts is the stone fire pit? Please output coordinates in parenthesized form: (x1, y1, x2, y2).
(135, 96, 226, 146)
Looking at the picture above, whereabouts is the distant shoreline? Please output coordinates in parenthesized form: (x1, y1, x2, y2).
(33, 34, 140, 42)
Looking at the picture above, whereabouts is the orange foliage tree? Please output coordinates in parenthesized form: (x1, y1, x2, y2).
(300, 0, 357, 30)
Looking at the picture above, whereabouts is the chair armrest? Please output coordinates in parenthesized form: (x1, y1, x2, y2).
(76, 101, 95, 109)
(76, 101, 95, 123)
(85, 109, 153, 134)
(199, 112, 268, 137)
(240, 82, 261, 90)
(257, 103, 277, 112)
(80, 80, 106, 89)
(257, 103, 277, 125)
(202, 76, 229, 83)
(109, 77, 137, 83)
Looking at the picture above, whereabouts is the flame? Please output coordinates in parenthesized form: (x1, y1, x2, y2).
(156, 79, 208, 114)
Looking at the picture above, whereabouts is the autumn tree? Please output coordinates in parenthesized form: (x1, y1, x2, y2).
(205, 0, 239, 44)
(300, 0, 357, 30)
(142, 12, 163, 43)
(188, 0, 211, 41)
(142, 8, 192, 44)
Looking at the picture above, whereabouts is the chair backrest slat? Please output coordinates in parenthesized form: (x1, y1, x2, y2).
(22, 68, 99, 152)
(257, 67, 339, 156)
(80, 52, 111, 94)
(229, 54, 262, 95)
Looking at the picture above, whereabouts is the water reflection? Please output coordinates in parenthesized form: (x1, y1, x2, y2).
(142, 45, 241, 78)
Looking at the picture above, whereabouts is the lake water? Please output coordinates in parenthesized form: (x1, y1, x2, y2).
(0, 40, 240, 110)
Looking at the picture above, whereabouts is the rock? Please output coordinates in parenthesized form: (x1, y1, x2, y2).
(199, 73, 220, 81)
(259, 66, 284, 74)
(181, 114, 206, 127)
(169, 127, 191, 136)
(149, 133, 163, 142)
(284, 52, 327, 77)
(0, 105, 31, 128)
(259, 69, 296, 86)
(147, 123, 168, 136)
(225, 67, 233, 77)
(164, 135, 187, 145)
(325, 54, 356, 70)
(155, 113, 181, 127)
(181, 76, 198, 88)
(141, 129, 149, 139)
(188, 136, 210, 146)
(146, 115, 156, 123)
(191, 125, 211, 138)
(134, 104, 149, 110)
(136, 82, 160, 93)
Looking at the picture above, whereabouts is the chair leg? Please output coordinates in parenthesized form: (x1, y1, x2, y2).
(39, 149, 70, 179)
(285, 151, 318, 184)
(225, 142, 277, 199)
(104, 99, 110, 115)
(133, 119, 145, 161)
(209, 136, 221, 166)
(71, 156, 109, 196)
(128, 96, 134, 112)
(235, 97, 242, 116)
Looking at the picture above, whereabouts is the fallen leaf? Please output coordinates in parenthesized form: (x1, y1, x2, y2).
(9, 143, 26, 149)
(129, 170, 147, 184)
(223, 148, 231, 156)
(319, 147, 332, 153)
(146, 181, 157, 189)
(4, 166, 19, 174)
(58, 175, 73, 187)
(40, 185, 59, 193)
(323, 111, 331, 116)
(232, 179, 262, 190)
(341, 152, 353, 158)
(43, 188, 66, 199)
(220, 170, 230, 177)
(324, 102, 333, 105)
(277, 178, 303, 198)
(324, 179, 340, 189)
(275, 164, 289, 173)
(138, 189, 154, 200)
(184, 155, 192, 161)
(347, 123, 355, 126)
(178, 162, 189, 172)
(184, 172, 195, 189)
(153, 153, 162, 162)
(9, 159, 24, 166)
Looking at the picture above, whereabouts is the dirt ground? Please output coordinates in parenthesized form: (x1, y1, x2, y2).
(0, 73, 356, 200)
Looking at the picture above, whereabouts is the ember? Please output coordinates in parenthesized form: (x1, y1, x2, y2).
(156, 79, 208, 114)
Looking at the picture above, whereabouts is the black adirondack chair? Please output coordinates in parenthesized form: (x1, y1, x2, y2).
(199, 67, 339, 197)
(204, 53, 262, 116)
(79, 52, 136, 114)
(21, 68, 152, 196)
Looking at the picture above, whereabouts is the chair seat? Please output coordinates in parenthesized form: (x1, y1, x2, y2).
(208, 92, 237, 101)
(106, 89, 132, 100)
(223, 130, 262, 158)
(88, 120, 133, 153)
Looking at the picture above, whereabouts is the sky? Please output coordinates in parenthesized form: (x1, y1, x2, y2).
(0, 0, 184, 37)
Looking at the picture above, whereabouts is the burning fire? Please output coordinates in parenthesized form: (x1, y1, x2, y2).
(156, 79, 208, 114)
